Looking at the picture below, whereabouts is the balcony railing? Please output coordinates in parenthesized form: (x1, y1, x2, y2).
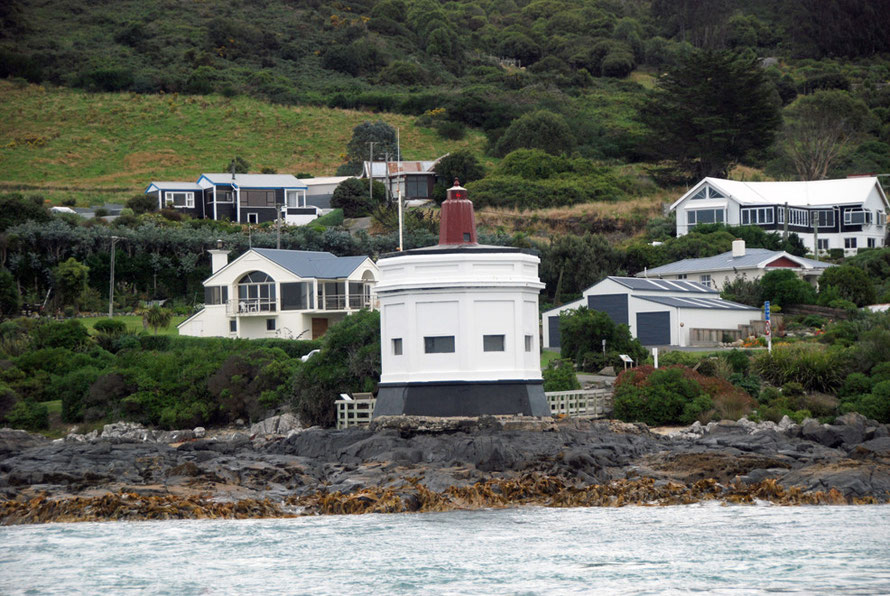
(226, 299, 277, 316)
(317, 293, 372, 311)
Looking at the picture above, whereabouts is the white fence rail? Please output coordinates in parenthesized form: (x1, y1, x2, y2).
(335, 389, 613, 429)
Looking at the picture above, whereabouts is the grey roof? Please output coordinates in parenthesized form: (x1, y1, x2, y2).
(147, 181, 203, 191)
(641, 248, 831, 276)
(199, 173, 307, 188)
(253, 248, 368, 279)
(638, 296, 759, 311)
(607, 276, 718, 294)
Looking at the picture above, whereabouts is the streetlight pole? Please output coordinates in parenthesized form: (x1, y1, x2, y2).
(369, 141, 375, 205)
(108, 236, 121, 318)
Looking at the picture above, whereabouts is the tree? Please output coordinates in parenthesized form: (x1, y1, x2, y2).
(539, 234, 621, 304)
(433, 150, 485, 190)
(223, 156, 250, 174)
(0, 268, 21, 318)
(559, 307, 647, 372)
(494, 110, 575, 157)
(781, 90, 873, 180)
(0, 193, 50, 232)
(126, 194, 157, 215)
(344, 121, 398, 173)
(818, 265, 876, 307)
(331, 178, 386, 218)
(759, 269, 816, 307)
(53, 257, 90, 309)
(142, 305, 173, 334)
(639, 50, 781, 180)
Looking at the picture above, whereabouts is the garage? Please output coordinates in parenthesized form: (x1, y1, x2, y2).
(636, 311, 671, 346)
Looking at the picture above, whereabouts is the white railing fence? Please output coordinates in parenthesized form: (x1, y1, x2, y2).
(335, 389, 613, 429)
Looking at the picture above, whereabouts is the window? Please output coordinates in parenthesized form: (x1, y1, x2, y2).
(782, 208, 809, 227)
(877, 211, 886, 226)
(204, 286, 228, 305)
(280, 282, 314, 310)
(817, 239, 829, 251)
(165, 192, 194, 208)
(392, 338, 403, 355)
(814, 209, 835, 228)
(689, 186, 725, 200)
(845, 238, 857, 249)
(424, 336, 455, 353)
(868, 238, 876, 248)
(405, 176, 429, 198)
(686, 209, 724, 226)
(243, 190, 277, 207)
(247, 213, 259, 224)
(677, 274, 687, 279)
(286, 190, 304, 208)
(217, 190, 234, 203)
(483, 334, 505, 352)
(741, 207, 773, 225)
(266, 318, 276, 331)
(699, 274, 711, 288)
(237, 271, 276, 312)
(524, 335, 533, 352)
(229, 320, 237, 333)
(844, 209, 871, 225)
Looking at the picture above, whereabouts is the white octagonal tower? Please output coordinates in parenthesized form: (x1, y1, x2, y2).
(373, 182, 550, 417)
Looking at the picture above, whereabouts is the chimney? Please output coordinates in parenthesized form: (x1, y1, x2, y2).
(438, 179, 477, 245)
(209, 242, 230, 274)
(732, 239, 746, 258)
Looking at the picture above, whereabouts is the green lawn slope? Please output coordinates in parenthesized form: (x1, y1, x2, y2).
(0, 81, 488, 205)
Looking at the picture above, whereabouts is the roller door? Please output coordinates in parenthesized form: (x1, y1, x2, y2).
(636, 311, 671, 346)
(548, 315, 561, 348)
(588, 294, 628, 325)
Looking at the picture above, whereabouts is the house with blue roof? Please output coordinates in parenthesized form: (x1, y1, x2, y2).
(542, 275, 762, 349)
(178, 248, 378, 340)
(146, 173, 317, 225)
(638, 239, 832, 289)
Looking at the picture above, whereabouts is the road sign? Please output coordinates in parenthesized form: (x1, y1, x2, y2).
(765, 320, 771, 336)
(764, 300, 771, 321)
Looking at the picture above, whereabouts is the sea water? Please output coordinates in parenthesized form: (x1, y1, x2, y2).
(2, 503, 889, 595)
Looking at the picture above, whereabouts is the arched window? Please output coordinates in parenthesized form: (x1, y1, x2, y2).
(237, 271, 276, 313)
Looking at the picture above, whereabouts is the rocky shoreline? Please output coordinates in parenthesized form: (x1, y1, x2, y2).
(2, 413, 889, 524)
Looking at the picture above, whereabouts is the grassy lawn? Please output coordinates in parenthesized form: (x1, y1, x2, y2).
(0, 81, 488, 205)
(78, 315, 187, 335)
(541, 350, 562, 369)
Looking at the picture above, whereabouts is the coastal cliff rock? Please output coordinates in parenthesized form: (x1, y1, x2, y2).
(1, 414, 889, 523)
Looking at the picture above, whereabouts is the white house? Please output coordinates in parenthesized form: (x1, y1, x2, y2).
(300, 176, 351, 209)
(178, 248, 378, 340)
(373, 182, 550, 417)
(639, 239, 832, 289)
(362, 156, 444, 201)
(542, 277, 761, 349)
(670, 177, 889, 255)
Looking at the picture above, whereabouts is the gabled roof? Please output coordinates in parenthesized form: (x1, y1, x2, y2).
(605, 276, 718, 294)
(252, 248, 369, 279)
(638, 295, 758, 311)
(145, 181, 203, 192)
(363, 156, 444, 178)
(197, 173, 307, 188)
(670, 177, 888, 210)
(639, 248, 832, 277)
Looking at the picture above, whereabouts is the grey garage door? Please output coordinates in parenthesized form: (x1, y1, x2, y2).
(636, 312, 671, 346)
(548, 315, 561, 348)
(588, 294, 628, 325)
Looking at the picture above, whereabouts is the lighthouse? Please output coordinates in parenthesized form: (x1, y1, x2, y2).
(373, 181, 550, 418)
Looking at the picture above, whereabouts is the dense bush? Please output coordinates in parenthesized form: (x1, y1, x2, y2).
(752, 343, 851, 393)
(558, 307, 647, 373)
(290, 310, 380, 428)
(331, 178, 386, 217)
(542, 359, 580, 392)
(760, 269, 816, 307)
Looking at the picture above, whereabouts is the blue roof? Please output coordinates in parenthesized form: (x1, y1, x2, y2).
(253, 248, 368, 279)
(638, 295, 759, 311)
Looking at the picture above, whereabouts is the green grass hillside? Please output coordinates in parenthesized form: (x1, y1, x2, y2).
(0, 81, 488, 205)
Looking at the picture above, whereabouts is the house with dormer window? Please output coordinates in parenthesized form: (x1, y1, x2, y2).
(178, 248, 378, 340)
(671, 177, 889, 255)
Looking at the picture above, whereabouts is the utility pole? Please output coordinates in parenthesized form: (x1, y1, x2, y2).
(108, 236, 121, 318)
(368, 141, 375, 206)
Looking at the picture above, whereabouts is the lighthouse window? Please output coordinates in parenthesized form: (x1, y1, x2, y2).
(483, 334, 505, 352)
(392, 338, 403, 355)
(424, 336, 455, 353)
(524, 335, 533, 352)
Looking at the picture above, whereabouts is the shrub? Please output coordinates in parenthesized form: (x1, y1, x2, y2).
(872, 362, 890, 383)
(93, 318, 127, 336)
(494, 110, 575, 157)
(613, 367, 704, 426)
(559, 307, 647, 373)
(542, 359, 580, 392)
(435, 119, 465, 140)
(751, 343, 850, 392)
(5, 398, 49, 430)
(839, 372, 873, 398)
(681, 394, 715, 424)
(840, 380, 890, 423)
(818, 265, 876, 307)
(331, 178, 385, 218)
(760, 269, 816, 307)
(31, 319, 91, 351)
(55, 366, 103, 422)
(126, 194, 158, 214)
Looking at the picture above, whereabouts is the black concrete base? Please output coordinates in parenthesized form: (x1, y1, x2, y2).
(373, 380, 550, 418)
